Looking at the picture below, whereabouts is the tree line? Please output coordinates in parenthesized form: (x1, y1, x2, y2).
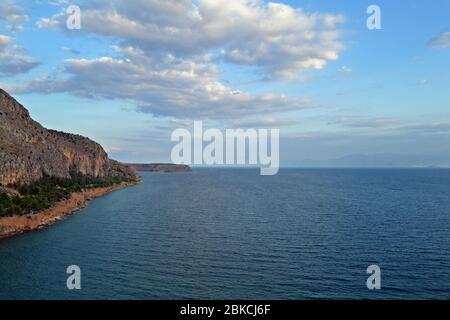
(0, 173, 131, 217)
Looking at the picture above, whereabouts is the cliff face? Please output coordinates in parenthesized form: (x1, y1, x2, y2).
(0, 88, 138, 186)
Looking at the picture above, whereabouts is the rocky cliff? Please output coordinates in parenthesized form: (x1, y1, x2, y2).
(0, 88, 138, 186)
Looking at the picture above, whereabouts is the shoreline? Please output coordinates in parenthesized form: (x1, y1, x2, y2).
(0, 180, 140, 240)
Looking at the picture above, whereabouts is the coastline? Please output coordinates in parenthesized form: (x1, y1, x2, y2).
(0, 180, 140, 240)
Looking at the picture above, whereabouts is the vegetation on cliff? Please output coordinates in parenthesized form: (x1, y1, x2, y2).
(0, 173, 134, 217)
(0, 88, 140, 219)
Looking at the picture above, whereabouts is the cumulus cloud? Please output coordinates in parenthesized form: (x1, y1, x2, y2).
(0, 2, 36, 75)
(340, 65, 352, 73)
(12, 48, 316, 119)
(0, 34, 39, 76)
(0, 2, 28, 32)
(0, 2, 18, 19)
(8, 24, 24, 32)
(429, 32, 450, 48)
(4, 13, 28, 23)
(37, 12, 65, 29)
(28, 0, 346, 119)
(61, 46, 81, 55)
(47, 0, 71, 7)
(37, 0, 346, 79)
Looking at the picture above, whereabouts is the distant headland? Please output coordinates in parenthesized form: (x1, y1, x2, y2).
(127, 163, 192, 173)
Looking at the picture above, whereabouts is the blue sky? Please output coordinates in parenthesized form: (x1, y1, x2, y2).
(1, 0, 449, 165)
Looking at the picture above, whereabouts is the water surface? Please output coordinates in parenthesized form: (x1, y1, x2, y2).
(1, 169, 450, 299)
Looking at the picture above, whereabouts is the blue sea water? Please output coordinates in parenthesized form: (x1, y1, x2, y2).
(1, 168, 450, 300)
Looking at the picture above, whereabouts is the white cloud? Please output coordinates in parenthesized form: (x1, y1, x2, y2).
(5, 13, 28, 23)
(47, 0, 71, 7)
(0, 35, 12, 47)
(340, 65, 352, 73)
(0, 3, 17, 19)
(61, 46, 81, 55)
(0, 34, 39, 76)
(12, 48, 316, 119)
(37, 12, 66, 29)
(167, 119, 194, 127)
(26, 0, 346, 120)
(38, 0, 346, 79)
(8, 24, 24, 32)
(0, 4, 35, 73)
(0, 2, 28, 32)
(429, 32, 450, 48)
(104, 146, 123, 153)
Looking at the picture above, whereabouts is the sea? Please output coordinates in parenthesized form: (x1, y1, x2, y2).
(1, 168, 450, 300)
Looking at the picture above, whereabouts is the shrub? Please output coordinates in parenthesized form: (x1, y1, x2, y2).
(0, 173, 131, 217)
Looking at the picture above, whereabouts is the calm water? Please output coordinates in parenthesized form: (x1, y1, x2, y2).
(1, 169, 450, 300)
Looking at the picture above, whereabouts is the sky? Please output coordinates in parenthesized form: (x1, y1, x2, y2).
(0, 0, 449, 166)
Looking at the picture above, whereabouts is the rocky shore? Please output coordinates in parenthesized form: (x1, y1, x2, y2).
(0, 180, 140, 239)
(0, 88, 141, 240)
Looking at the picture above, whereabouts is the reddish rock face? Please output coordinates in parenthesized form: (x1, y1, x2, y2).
(0, 88, 138, 186)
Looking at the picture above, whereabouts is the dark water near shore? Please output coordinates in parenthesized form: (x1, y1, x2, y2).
(1, 169, 450, 300)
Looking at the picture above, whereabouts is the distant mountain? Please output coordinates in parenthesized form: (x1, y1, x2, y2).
(0, 88, 138, 186)
(297, 153, 450, 168)
(127, 163, 192, 173)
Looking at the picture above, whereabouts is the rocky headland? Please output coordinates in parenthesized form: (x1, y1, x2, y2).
(0, 88, 140, 238)
(127, 163, 192, 173)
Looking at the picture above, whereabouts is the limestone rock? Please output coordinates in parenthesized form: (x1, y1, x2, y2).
(0, 88, 138, 186)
